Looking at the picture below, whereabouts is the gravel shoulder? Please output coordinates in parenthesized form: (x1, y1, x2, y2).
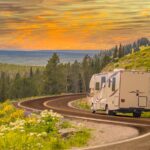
(69, 119, 139, 149)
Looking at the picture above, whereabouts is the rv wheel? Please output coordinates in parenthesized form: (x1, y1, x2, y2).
(133, 112, 141, 118)
(105, 105, 110, 115)
(105, 105, 115, 116)
(92, 110, 96, 113)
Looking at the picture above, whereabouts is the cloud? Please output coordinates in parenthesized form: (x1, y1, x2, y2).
(0, 0, 150, 50)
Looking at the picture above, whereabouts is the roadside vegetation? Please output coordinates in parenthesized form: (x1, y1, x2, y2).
(72, 98, 91, 110)
(0, 102, 90, 150)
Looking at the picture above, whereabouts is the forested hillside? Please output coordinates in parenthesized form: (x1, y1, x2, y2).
(0, 63, 44, 77)
(0, 37, 150, 101)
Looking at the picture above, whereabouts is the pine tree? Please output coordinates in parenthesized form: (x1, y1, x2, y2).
(113, 45, 118, 59)
(70, 60, 81, 93)
(44, 53, 62, 94)
(29, 67, 33, 78)
(118, 44, 123, 58)
(0, 72, 7, 101)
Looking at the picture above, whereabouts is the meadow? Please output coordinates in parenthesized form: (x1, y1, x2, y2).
(0, 102, 90, 150)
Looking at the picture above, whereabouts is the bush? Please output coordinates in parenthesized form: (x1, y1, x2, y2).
(0, 102, 90, 150)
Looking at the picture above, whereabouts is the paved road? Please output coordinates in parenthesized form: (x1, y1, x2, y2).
(18, 94, 150, 150)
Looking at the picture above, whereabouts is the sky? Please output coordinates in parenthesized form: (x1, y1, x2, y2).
(0, 0, 150, 50)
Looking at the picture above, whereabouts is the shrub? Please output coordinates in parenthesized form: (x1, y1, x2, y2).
(0, 102, 90, 149)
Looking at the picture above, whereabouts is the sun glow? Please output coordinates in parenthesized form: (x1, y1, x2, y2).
(0, 0, 150, 50)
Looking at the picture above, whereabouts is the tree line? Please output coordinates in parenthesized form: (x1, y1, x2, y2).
(0, 37, 149, 101)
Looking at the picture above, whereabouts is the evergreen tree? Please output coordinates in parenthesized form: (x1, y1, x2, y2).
(82, 55, 93, 92)
(113, 45, 118, 59)
(118, 44, 123, 58)
(29, 67, 33, 78)
(44, 53, 62, 94)
(70, 60, 82, 93)
(78, 73, 83, 93)
(0, 72, 8, 101)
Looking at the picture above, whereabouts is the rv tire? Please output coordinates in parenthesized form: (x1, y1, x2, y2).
(105, 105, 115, 116)
(133, 112, 141, 118)
(92, 110, 96, 113)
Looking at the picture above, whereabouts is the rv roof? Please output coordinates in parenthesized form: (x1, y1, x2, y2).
(94, 69, 149, 77)
(93, 72, 108, 76)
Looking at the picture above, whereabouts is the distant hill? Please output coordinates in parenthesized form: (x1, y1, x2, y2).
(102, 46, 150, 72)
(0, 50, 101, 66)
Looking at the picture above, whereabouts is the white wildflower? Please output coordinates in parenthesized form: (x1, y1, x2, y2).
(0, 133, 4, 136)
(40, 110, 63, 119)
(20, 130, 25, 133)
(41, 132, 47, 137)
(37, 133, 42, 137)
(37, 143, 43, 148)
(29, 132, 35, 136)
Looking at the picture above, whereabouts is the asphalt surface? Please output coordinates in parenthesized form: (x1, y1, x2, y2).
(17, 94, 150, 150)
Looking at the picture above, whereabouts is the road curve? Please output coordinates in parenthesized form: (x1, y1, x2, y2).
(18, 94, 150, 150)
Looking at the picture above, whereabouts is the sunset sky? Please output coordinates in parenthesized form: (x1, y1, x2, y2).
(0, 0, 150, 50)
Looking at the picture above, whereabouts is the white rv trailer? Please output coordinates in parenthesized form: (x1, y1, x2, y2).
(89, 69, 150, 117)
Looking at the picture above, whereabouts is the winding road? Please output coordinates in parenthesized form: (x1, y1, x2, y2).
(17, 94, 150, 150)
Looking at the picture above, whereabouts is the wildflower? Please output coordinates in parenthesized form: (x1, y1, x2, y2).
(40, 110, 63, 119)
(3, 104, 14, 112)
(41, 132, 47, 137)
(0, 133, 4, 136)
(20, 129, 25, 133)
(10, 109, 24, 119)
(37, 133, 42, 137)
(0, 125, 10, 132)
(29, 132, 35, 136)
(37, 143, 43, 148)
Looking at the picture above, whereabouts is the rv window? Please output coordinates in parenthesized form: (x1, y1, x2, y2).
(101, 77, 106, 88)
(95, 82, 100, 90)
(108, 79, 111, 87)
(112, 78, 116, 91)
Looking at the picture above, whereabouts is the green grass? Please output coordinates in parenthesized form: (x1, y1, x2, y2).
(117, 112, 150, 118)
(0, 63, 44, 77)
(142, 112, 150, 118)
(73, 99, 91, 110)
(102, 46, 150, 72)
(0, 102, 91, 150)
(60, 121, 73, 129)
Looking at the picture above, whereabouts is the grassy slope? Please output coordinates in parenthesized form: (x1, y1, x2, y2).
(102, 46, 150, 72)
(0, 63, 44, 77)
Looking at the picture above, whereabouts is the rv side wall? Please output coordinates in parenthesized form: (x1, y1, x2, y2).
(106, 72, 121, 110)
(119, 72, 150, 110)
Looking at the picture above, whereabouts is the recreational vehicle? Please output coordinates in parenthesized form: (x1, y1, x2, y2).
(89, 69, 150, 117)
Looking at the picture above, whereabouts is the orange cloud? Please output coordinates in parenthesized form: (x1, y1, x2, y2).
(0, 0, 150, 50)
